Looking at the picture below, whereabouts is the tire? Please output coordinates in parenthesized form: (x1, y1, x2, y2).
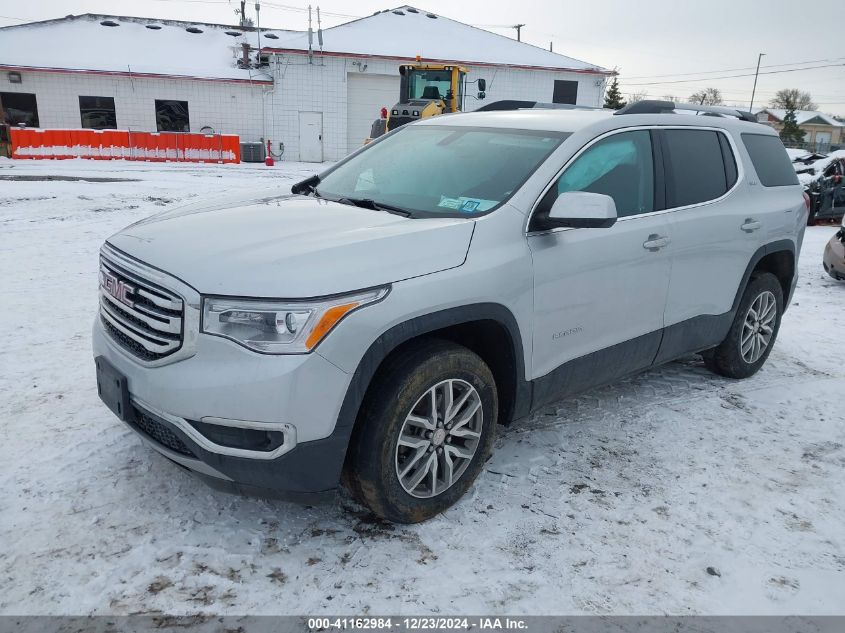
(343, 339, 497, 523)
(702, 272, 783, 379)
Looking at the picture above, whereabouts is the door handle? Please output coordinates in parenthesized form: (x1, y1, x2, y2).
(643, 234, 670, 251)
(741, 218, 761, 232)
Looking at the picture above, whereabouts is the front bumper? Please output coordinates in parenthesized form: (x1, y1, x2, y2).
(93, 318, 354, 495)
(823, 229, 845, 281)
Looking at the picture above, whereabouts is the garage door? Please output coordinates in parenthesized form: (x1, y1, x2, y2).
(346, 73, 399, 155)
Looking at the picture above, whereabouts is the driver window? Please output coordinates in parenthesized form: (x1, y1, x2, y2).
(537, 130, 655, 222)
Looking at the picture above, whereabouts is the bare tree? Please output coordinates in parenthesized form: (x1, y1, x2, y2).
(661, 94, 679, 103)
(770, 88, 817, 111)
(688, 87, 723, 106)
(627, 91, 648, 104)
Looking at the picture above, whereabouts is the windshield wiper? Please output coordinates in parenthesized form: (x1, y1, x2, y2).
(291, 174, 320, 196)
(335, 197, 412, 217)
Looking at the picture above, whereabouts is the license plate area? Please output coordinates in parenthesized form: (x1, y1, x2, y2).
(95, 356, 131, 421)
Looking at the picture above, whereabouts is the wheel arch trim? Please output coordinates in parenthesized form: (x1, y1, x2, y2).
(732, 239, 796, 313)
(329, 303, 529, 475)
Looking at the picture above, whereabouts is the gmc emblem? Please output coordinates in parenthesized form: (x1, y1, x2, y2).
(101, 270, 135, 307)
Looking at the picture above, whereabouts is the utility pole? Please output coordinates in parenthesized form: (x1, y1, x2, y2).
(749, 52, 765, 112)
(238, 0, 246, 27)
(255, 2, 262, 65)
(512, 24, 525, 41)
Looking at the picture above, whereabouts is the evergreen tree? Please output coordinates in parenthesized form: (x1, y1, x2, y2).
(603, 78, 626, 110)
(779, 108, 804, 145)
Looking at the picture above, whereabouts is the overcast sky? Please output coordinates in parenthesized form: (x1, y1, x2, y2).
(3, 0, 844, 116)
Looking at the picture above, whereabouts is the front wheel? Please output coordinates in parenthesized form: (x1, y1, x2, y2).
(343, 340, 497, 523)
(703, 272, 783, 379)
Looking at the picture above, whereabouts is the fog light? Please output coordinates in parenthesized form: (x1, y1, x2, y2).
(188, 419, 285, 452)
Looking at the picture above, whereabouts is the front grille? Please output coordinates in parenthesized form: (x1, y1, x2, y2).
(99, 255, 184, 362)
(133, 409, 196, 458)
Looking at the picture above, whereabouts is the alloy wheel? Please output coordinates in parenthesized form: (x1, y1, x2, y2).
(394, 378, 484, 498)
(741, 290, 777, 364)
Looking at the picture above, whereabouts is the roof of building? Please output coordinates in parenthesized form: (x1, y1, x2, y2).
(0, 7, 608, 81)
(756, 108, 844, 127)
(0, 14, 291, 83)
(264, 6, 609, 74)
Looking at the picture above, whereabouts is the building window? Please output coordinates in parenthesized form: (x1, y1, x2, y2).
(0, 92, 40, 127)
(79, 96, 117, 129)
(552, 80, 578, 105)
(155, 99, 190, 132)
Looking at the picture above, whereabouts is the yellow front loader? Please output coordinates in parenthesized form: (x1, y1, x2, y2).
(368, 61, 486, 141)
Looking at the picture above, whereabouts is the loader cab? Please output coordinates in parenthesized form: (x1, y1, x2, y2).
(400, 65, 465, 113)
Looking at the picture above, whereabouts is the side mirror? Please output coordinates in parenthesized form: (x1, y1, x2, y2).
(545, 191, 617, 229)
(477, 78, 487, 91)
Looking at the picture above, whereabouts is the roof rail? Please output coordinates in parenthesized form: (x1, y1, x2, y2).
(476, 100, 605, 112)
(614, 100, 758, 123)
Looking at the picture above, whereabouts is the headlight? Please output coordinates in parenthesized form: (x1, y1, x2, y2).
(201, 287, 388, 354)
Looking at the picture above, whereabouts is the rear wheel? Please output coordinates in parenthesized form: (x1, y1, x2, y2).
(343, 340, 497, 523)
(703, 272, 783, 379)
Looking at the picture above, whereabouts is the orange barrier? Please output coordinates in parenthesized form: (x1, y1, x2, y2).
(10, 128, 241, 163)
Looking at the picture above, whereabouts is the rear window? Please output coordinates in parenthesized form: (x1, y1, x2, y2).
(741, 134, 799, 187)
(663, 129, 732, 207)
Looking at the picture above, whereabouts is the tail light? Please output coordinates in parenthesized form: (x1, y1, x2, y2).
(803, 192, 811, 211)
(380, 106, 388, 119)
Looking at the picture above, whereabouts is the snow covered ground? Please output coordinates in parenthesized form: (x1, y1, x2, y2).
(1, 158, 843, 616)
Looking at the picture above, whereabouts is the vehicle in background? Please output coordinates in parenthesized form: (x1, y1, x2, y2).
(366, 61, 485, 143)
(793, 152, 845, 224)
(823, 218, 845, 281)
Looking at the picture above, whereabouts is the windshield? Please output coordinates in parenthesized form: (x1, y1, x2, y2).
(316, 126, 567, 217)
(408, 69, 452, 101)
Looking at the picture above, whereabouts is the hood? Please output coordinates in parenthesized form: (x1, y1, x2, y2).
(107, 195, 475, 297)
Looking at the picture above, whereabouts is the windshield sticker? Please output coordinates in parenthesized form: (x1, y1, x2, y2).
(459, 200, 480, 212)
(438, 198, 462, 209)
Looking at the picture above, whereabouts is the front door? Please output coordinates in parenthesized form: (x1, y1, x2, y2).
(298, 111, 323, 162)
(527, 129, 671, 397)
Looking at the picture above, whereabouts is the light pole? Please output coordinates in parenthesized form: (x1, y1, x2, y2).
(749, 52, 765, 112)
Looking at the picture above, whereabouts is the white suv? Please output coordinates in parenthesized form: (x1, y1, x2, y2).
(93, 101, 808, 523)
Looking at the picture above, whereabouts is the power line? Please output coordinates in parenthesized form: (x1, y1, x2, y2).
(621, 63, 845, 86)
(260, 2, 360, 19)
(622, 57, 845, 80)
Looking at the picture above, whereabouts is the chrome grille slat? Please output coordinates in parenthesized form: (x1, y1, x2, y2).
(136, 287, 182, 311)
(99, 297, 179, 344)
(99, 289, 181, 334)
(99, 253, 184, 361)
(100, 307, 180, 354)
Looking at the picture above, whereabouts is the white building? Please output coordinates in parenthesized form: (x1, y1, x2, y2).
(0, 8, 611, 162)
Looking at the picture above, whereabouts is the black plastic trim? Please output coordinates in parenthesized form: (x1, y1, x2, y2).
(531, 330, 662, 410)
(653, 313, 733, 365)
(733, 239, 796, 311)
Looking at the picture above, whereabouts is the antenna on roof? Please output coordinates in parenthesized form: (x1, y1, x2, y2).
(317, 6, 323, 52)
(307, 4, 313, 64)
(255, 2, 262, 67)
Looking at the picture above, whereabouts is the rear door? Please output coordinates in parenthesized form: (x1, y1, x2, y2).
(657, 128, 757, 354)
